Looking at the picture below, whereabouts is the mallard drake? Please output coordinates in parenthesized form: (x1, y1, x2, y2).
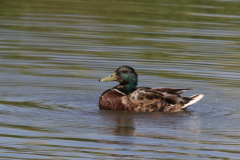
(99, 65, 204, 112)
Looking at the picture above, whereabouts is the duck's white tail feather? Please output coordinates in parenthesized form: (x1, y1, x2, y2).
(182, 94, 204, 108)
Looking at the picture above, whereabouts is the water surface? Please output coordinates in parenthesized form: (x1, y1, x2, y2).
(1, 0, 240, 159)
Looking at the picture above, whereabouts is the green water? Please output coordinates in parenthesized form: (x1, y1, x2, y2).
(1, 0, 240, 159)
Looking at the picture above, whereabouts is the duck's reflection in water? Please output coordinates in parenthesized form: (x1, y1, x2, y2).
(99, 110, 202, 138)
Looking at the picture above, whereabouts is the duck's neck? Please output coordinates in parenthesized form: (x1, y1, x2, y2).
(116, 80, 137, 95)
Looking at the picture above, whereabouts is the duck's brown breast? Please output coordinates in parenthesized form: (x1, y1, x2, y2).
(99, 89, 126, 111)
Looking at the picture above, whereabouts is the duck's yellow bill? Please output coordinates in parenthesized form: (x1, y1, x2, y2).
(99, 72, 117, 82)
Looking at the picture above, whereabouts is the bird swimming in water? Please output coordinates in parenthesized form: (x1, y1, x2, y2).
(99, 65, 204, 112)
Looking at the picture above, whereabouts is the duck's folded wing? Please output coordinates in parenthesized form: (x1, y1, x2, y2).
(129, 88, 164, 104)
(131, 87, 191, 105)
(152, 88, 191, 94)
(152, 88, 191, 104)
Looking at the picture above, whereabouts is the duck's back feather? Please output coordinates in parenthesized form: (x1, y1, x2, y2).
(126, 87, 201, 112)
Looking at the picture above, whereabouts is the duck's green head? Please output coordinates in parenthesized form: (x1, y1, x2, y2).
(99, 65, 138, 95)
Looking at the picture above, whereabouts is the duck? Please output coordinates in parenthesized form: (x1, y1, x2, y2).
(99, 65, 204, 112)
